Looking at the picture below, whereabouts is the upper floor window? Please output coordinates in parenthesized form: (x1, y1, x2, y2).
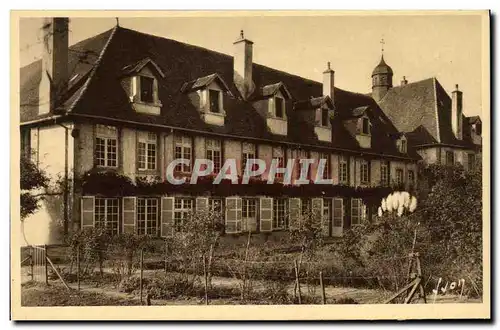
(319, 152, 331, 179)
(95, 125, 118, 168)
(472, 123, 482, 135)
(396, 168, 404, 186)
(206, 138, 222, 174)
(380, 161, 389, 186)
(274, 96, 285, 119)
(174, 135, 192, 173)
(339, 155, 349, 185)
(273, 147, 285, 180)
(360, 160, 370, 185)
(297, 149, 309, 179)
(398, 138, 407, 154)
(446, 151, 455, 166)
(140, 76, 155, 103)
(138, 132, 157, 170)
(208, 89, 222, 113)
(242, 142, 256, 173)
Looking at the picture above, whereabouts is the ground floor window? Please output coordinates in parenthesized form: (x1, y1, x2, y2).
(174, 198, 193, 231)
(209, 198, 223, 214)
(301, 198, 311, 216)
(273, 198, 288, 230)
(94, 198, 120, 235)
(137, 198, 158, 236)
(351, 198, 367, 226)
(242, 198, 258, 232)
(323, 198, 332, 220)
(396, 169, 404, 186)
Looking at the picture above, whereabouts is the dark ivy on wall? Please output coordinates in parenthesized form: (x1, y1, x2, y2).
(79, 169, 402, 206)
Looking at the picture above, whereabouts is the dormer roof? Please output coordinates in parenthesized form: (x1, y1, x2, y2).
(122, 57, 165, 78)
(181, 73, 232, 95)
(261, 82, 292, 99)
(294, 95, 334, 111)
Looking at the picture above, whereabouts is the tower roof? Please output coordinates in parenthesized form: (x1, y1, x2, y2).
(372, 55, 393, 76)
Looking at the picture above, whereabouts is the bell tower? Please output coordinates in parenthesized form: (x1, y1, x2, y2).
(371, 39, 393, 102)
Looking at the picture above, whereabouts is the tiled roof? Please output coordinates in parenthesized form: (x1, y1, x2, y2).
(20, 26, 417, 159)
(377, 77, 477, 148)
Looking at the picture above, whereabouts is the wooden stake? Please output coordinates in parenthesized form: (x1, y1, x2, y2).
(164, 240, 168, 274)
(294, 260, 302, 304)
(140, 248, 144, 305)
(203, 254, 209, 305)
(77, 244, 80, 291)
(44, 245, 49, 285)
(319, 271, 326, 304)
(29, 247, 34, 282)
(46, 256, 71, 290)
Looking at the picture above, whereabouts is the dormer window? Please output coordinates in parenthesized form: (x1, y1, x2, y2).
(395, 135, 408, 154)
(274, 96, 285, 119)
(209, 89, 222, 113)
(361, 117, 371, 135)
(320, 108, 330, 127)
(140, 76, 155, 103)
(401, 139, 407, 153)
(121, 58, 165, 116)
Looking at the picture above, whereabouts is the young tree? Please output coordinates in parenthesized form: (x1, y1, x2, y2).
(20, 156, 49, 220)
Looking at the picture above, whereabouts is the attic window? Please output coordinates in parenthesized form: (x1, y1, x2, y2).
(320, 108, 329, 127)
(361, 117, 371, 135)
(209, 89, 222, 113)
(473, 123, 482, 135)
(274, 96, 285, 119)
(140, 76, 155, 103)
(400, 139, 407, 153)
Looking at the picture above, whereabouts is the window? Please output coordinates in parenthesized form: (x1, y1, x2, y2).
(242, 142, 256, 173)
(468, 153, 476, 171)
(273, 147, 285, 180)
(138, 132, 156, 170)
(206, 139, 222, 174)
(209, 89, 221, 113)
(408, 170, 415, 187)
(95, 125, 118, 167)
(297, 149, 309, 180)
(242, 198, 257, 232)
(339, 155, 349, 184)
(174, 198, 193, 232)
(319, 152, 331, 179)
(351, 198, 367, 226)
(274, 97, 285, 119)
(446, 151, 455, 166)
(361, 117, 370, 135)
(323, 198, 332, 221)
(273, 198, 288, 230)
(473, 123, 482, 136)
(396, 168, 404, 186)
(140, 76, 154, 103)
(174, 135, 192, 173)
(94, 198, 119, 235)
(209, 198, 223, 214)
(320, 108, 330, 127)
(137, 198, 158, 235)
(400, 139, 407, 153)
(380, 161, 389, 186)
(301, 198, 311, 216)
(360, 160, 370, 185)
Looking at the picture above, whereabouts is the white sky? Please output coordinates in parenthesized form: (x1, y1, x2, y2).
(19, 14, 484, 116)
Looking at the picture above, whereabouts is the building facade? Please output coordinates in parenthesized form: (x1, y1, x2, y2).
(21, 19, 424, 244)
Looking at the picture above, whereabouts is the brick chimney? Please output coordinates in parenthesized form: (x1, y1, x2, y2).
(233, 30, 255, 100)
(38, 17, 69, 115)
(322, 62, 335, 104)
(451, 84, 463, 140)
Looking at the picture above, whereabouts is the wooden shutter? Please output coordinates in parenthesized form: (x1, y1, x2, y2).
(259, 197, 273, 232)
(321, 198, 331, 236)
(333, 198, 344, 227)
(311, 198, 324, 234)
(196, 197, 209, 212)
(122, 196, 137, 234)
(351, 198, 360, 226)
(81, 196, 95, 229)
(225, 197, 242, 234)
(288, 198, 301, 230)
(160, 197, 175, 237)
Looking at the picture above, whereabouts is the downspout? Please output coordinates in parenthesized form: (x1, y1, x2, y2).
(55, 118, 70, 236)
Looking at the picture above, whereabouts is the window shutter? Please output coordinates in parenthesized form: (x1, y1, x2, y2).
(225, 197, 242, 234)
(196, 197, 209, 213)
(333, 198, 344, 227)
(153, 78, 159, 103)
(160, 197, 175, 237)
(311, 198, 326, 236)
(288, 198, 301, 230)
(122, 196, 137, 234)
(81, 196, 95, 229)
(259, 197, 273, 232)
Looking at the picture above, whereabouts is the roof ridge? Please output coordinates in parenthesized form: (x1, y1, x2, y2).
(67, 25, 119, 113)
(117, 26, 323, 87)
(390, 77, 435, 90)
